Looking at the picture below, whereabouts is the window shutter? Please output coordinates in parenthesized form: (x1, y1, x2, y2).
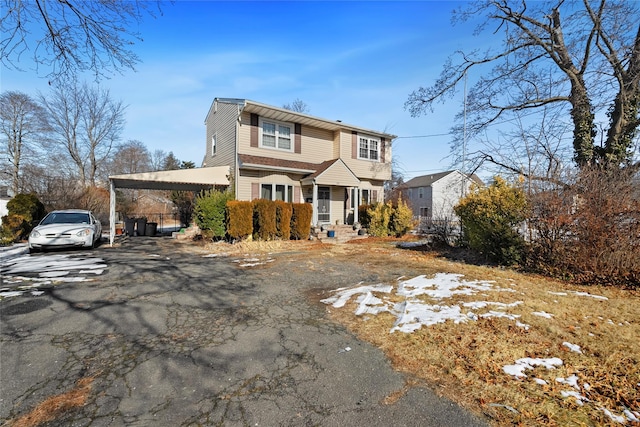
(295, 123, 302, 154)
(372, 190, 378, 203)
(294, 186, 301, 203)
(380, 137, 386, 163)
(251, 183, 259, 200)
(352, 131, 358, 158)
(250, 113, 259, 147)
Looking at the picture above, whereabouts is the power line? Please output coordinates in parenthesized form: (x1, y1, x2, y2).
(395, 133, 450, 139)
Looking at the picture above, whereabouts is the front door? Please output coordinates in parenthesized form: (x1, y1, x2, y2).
(317, 186, 330, 224)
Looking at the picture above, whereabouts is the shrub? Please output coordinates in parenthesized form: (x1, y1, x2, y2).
(291, 203, 312, 240)
(194, 189, 233, 240)
(527, 167, 640, 287)
(275, 200, 292, 240)
(367, 202, 393, 237)
(358, 204, 374, 229)
(6, 193, 46, 227)
(389, 194, 414, 237)
(1, 193, 46, 243)
(253, 199, 277, 240)
(226, 200, 253, 241)
(454, 176, 528, 266)
(0, 214, 30, 245)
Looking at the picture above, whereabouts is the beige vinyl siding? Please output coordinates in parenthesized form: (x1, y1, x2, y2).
(237, 169, 303, 202)
(238, 111, 334, 163)
(329, 187, 346, 225)
(203, 101, 238, 171)
(313, 162, 360, 187)
(338, 130, 392, 181)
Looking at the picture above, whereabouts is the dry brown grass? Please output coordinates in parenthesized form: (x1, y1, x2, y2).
(7, 376, 94, 427)
(317, 239, 640, 426)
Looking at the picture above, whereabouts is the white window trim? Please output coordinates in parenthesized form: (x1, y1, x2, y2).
(357, 135, 380, 162)
(260, 183, 294, 202)
(259, 117, 294, 152)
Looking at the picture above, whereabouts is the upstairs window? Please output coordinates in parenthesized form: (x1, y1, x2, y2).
(260, 118, 293, 151)
(358, 136, 379, 161)
(211, 134, 216, 156)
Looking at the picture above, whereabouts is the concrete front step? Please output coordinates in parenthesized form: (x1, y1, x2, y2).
(314, 225, 367, 243)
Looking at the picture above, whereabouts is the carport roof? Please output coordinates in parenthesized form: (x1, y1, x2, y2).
(109, 166, 230, 191)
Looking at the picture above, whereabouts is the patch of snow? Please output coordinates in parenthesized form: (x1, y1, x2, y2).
(561, 390, 589, 406)
(532, 311, 553, 319)
(574, 291, 608, 301)
(396, 273, 496, 299)
(534, 378, 548, 385)
(562, 342, 583, 354)
(556, 375, 580, 389)
(391, 301, 469, 333)
(599, 407, 627, 423)
(548, 291, 568, 296)
(320, 284, 393, 308)
(502, 357, 563, 378)
(0, 290, 23, 298)
(516, 321, 530, 330)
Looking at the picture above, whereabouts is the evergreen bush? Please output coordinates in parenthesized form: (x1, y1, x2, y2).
(275, 200, 292, 240)
(194, 189, 233, 240)
(253, 199, 277, 240)
(454, 176, 527, 266)
(389, 194, 414, 237)
(291, 203, 312, 240)
(226, 200, 253, 241)
(367, 202, 393, 237)
(0, 193, 46, 243)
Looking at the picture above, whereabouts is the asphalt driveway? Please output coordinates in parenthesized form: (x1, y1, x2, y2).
(0, 237, 488, 426)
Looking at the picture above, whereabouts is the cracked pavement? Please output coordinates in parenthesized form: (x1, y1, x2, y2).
(1, 238, 488, 426)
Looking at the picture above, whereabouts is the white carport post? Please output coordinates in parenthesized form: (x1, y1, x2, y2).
(109, 179, 116, 246)
(354, 187, 359, 224)
(312, 182, 318, 226)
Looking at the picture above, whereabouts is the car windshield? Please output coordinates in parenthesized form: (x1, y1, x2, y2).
(41, 212, 91, 225)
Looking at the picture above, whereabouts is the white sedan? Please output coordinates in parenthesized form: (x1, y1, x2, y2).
(28, 209, 102, 253)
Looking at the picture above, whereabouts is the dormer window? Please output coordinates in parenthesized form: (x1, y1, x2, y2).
(358, 136, 379, 161)
(260, 118, 293, 151)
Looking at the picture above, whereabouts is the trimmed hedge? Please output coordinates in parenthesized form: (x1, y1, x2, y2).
(253, 199, 277, 240)
(275, 200, 292, 240)
(291, 203, 312, 240)
(226, 200, 253, 240)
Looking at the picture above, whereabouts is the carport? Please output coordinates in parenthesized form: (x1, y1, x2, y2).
(108, 166, 230, 246)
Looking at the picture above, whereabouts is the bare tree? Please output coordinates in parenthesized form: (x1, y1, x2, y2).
(406, 0, 640, 172)
(40, 81, 125, 186)
(282, 98, 310, 114)
(0, 90, 49, 195)
(0, 0, 162, 82)
(150, 149, 168, 172)
(110, 140, 151, 175)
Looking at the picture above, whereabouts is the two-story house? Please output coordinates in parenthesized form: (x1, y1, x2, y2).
(202, 98, 395, 226)
(401, 170, 483, 221)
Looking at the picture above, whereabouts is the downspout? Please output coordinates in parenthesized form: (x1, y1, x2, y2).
(235, 102, 244, 198)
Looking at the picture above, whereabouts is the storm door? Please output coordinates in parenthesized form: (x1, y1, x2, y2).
(317, 186, 331, 224)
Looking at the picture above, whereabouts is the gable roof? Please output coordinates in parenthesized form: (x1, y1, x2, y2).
(209, 98, 397, 140)
(301, 159, 360, 187)
(403, 170, 483, 188)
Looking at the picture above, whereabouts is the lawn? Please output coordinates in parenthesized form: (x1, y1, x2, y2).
(314, 238, 639, 426)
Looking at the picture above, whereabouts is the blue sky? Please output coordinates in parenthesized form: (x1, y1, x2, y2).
(2, 0, 486, 180)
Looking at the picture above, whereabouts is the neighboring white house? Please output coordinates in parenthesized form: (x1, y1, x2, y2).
(0, 187, 10, 225)
(400, 170, 483, 222)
